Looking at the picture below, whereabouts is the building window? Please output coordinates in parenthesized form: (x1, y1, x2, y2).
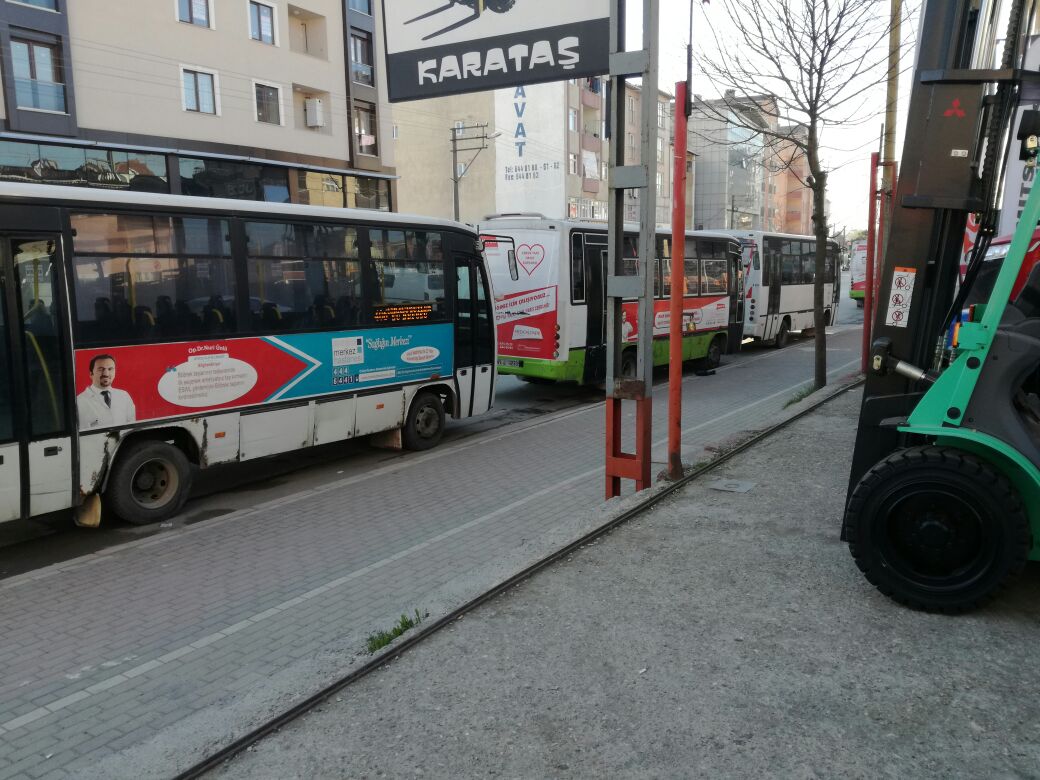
(601, 161, 608, 180)
(11, 39, 65, 112)
(182, 69, 217, 114)
(568, 154, 577, 175)
(353, 101, 378, 156)
(656, 171, 663, 194)
(255, 82, 280, 124)
(392, 124, 399, 140)
(178, 0, 211, 27)
(0, 140, 168, 192)
(249, 1, 275, 44)
(348, 0, 371, 13)
(568, 109, 578, 132)
(350, 29, 373, 86)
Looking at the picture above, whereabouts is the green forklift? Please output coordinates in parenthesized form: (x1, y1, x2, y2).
(843, 0, 1040, 611)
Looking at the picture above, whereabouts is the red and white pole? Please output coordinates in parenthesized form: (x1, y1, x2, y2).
(863, 152, 879, 374)
(668, 80, 688, 480)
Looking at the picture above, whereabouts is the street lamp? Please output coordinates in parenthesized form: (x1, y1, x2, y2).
(451, 124, 502, 221)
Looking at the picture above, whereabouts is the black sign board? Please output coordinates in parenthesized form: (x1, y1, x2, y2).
(382, 1, 610, 103)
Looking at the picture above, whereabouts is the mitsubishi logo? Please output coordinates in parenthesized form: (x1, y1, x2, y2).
(943, 98, 966, 118)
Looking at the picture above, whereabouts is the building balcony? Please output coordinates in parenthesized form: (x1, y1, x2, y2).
(582, 177, 601, 194)
(582, 89, 601, 109)
(581, 133, 602, 153)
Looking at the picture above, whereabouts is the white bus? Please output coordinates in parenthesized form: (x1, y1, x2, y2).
(723, 231, 840, 347)
(0, 183, 495, 526)
(481, 215, 745, 384)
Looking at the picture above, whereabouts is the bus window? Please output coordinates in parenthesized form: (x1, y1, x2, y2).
(702, 258, 728, 295)
(781, 246, 801, 285)
(684, 258, 700, 294)
(659, 258, 670, 297)
(802, 241, 816, 284)
(73, 255, 237, 343)
(368, 259, 446, 324)
(570, 233, 586, 303)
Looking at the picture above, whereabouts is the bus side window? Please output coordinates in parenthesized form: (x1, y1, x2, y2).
(753, 250, 760, 270)
(571, 233, 586, 303)
(684, 256, 700, 295)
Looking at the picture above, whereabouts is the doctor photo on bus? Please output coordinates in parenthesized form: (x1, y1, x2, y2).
(77, 353, 136, 428)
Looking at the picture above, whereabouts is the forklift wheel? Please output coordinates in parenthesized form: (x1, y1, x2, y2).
(845, 446, 1030, 613)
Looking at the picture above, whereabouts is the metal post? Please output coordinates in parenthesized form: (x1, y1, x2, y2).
(863, 152, 879, 374)
(668, 80, 688, 481)
(605, 0, 660, 498)
(451, 130, 460, 221)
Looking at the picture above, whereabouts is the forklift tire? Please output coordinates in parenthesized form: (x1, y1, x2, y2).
(774, 319, 790, 349)
(845, 446, 1030, 613)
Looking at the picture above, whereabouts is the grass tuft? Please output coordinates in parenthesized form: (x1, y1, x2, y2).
(784, 384, 816, 409)
(366, 609, 428, 654)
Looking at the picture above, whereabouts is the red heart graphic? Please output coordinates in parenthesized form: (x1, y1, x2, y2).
(516, 243, 545, 276)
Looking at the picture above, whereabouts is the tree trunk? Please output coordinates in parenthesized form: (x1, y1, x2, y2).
(812, 173, 829, 390)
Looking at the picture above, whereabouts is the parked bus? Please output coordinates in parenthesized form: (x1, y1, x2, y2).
(723, 231, 840, 347)
(849, 239, 868, 306)
(480, 215, 744, 384)
(0, 183, 495, 526)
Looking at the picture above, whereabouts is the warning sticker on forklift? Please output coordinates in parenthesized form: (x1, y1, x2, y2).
(885, 266, 916, 327)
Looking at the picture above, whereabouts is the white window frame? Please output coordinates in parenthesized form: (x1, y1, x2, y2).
(7, 0, 60, 12)
(175, 0, 215, 29)
(247, 0, 277, 45)
(568, 153, 577, 175)
(568, 108, 578, 132)
(179, 64, 220, 115)
(252, 79, 284, 126)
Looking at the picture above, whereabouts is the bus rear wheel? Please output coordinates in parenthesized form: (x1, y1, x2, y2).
(845, 446, 1030, 612)
(699, 335, 724, 370)
(403, 392, 445, 451)
(106, 440, 193, 525)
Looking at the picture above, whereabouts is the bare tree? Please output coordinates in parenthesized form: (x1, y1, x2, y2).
(698, 0, 914, 389)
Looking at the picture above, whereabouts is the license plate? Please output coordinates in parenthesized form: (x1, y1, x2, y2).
(498, 358, 521, 368)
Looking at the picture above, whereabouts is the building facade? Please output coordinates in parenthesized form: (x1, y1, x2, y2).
(0, 0, 395, 209)
(390, 78, 687, 228)
(689, 92, 776, 231)
(391, 77, 614, 224)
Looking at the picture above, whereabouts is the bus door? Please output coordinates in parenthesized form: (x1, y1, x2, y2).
(0, 235, 75, 521)
(582, 233, 608, 383)
(728, 251, 745, 351)
(764, 245, 782, 340)
(453, 254, 496, 417)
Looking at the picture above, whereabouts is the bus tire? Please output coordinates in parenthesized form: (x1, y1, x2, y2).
(106, 440, 193, 525)
(620, 350, 637, 379)
(700, 335, 725, 369)
(774, 319, 791, 349)
(845, 446, 1030, 613)
(403, 392, 445, 451)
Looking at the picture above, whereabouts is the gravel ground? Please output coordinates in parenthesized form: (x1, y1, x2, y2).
(214, 389, 1040, 779)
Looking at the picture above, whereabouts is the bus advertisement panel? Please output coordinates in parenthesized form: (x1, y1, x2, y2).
(74, 324, 454, 431)
(850, 240, 868, 303)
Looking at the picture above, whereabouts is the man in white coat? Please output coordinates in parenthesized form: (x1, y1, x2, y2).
(77, 354, 136, 429)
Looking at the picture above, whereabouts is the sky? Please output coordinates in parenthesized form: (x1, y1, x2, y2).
(628, 0, 919, 234)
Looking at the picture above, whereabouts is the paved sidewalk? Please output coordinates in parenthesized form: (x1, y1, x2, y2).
(0, 329, 862, 780)
(215, 389, 1040, 780)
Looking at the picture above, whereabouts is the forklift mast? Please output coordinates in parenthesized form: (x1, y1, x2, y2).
(847, 0, 1033, 494)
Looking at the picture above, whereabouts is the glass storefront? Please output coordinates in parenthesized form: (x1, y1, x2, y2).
(0, 138, 390, 211)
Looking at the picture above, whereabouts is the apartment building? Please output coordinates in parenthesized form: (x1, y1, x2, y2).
(0, 0, 395, 209)
(391, 77, 612, 223)
(620, 84, 690, 227)
(773, 124, 814, 235)
(689, 92, 778, 231)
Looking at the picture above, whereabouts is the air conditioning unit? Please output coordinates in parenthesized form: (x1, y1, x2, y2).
(304, 98, 325, 128)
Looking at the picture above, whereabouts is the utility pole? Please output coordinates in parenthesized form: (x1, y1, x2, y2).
(881, 0, 901, 237)
(450, 123, 499, 221)
(730, 195, 736, 229)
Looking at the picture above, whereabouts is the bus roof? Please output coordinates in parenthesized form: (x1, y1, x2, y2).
(0, 181, 475, 233)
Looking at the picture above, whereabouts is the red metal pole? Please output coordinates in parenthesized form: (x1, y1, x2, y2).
(668, 81, 688, 480)
(863, 153, 879, 373)
(875, 165, 897, 330)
